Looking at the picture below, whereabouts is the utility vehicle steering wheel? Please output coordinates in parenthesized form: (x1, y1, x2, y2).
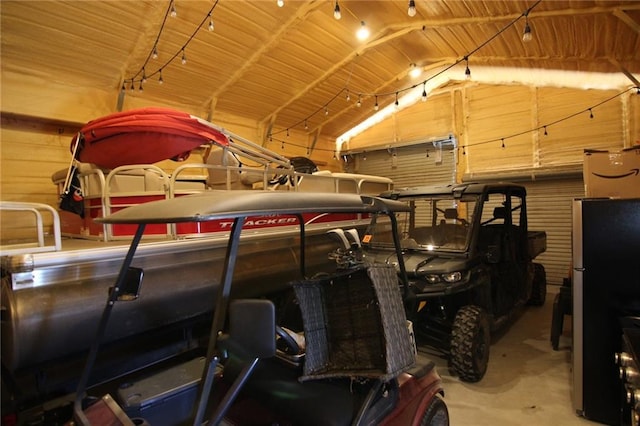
(276, 325, 301, 355)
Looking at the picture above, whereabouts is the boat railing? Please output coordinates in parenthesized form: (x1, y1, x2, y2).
(52, 160, 393, 242)
(101, 165, 173, 241)
(0, 201, 62, 255)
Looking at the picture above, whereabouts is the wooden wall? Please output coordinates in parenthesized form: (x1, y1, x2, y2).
(345, 82, 640, 180)
(1, 74, 638, 242)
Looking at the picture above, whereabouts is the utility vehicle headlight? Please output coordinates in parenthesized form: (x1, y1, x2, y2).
(425, 274, 440, 284)
(442, 271, 462, 283)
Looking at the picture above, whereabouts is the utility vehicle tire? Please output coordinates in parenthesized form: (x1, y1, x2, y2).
(450, 305, 490, 383)
(419, 394, 449, 426)
(528, 263, 547, 306)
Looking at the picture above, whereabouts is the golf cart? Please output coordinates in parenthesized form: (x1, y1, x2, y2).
(68, 190, 448, 425)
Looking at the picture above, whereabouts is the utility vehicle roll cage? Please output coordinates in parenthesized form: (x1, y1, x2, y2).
(72, 190, 411, 425)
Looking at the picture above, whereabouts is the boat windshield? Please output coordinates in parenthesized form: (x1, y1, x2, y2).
(364, 194, 479, 253)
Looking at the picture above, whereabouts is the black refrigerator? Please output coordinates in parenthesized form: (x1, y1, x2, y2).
(572, 198, 640, 425)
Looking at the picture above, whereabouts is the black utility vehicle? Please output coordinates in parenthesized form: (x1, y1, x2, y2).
(363, 183, 547, 382)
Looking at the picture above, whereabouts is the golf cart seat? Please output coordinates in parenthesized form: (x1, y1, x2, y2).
(223, 265, 416, 425)
(222, 356, 360, 425)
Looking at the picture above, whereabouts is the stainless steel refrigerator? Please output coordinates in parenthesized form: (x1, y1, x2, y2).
(573, 198, 640, 425)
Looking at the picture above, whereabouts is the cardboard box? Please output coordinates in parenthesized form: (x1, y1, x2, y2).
(583, 146, 640, 198)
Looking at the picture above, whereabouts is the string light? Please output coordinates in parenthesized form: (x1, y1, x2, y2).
(333, 1, 341, 20)
(589, 108, 594, 119)
(345, 89, 350, 102)
(277, 0, 284, 7)
(374, 95, 379, 111)
(409, 63, 421, 79)
(465, 57, 471, 80)
(123, 0, 220, 91)
(522, 17, 532, 42)
(394, 92, 399, 109)
(356, 21, 370, 40)
(408, 0, 417, 17)
(325, 106, 329, 116)
(501, 138, 505, 148)
(273, 0, 544, 142)
(543, 126, 548, 136)
(139, 81, 144, 92)
(421, 82, 427, 102)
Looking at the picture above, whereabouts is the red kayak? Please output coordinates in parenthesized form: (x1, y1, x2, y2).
(71, 107, 230, 169)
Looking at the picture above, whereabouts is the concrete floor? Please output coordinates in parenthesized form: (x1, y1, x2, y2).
(419, 288, 607, 426)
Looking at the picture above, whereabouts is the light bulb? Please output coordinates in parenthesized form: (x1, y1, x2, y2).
(158, 70, 164, 85)
(421, 84, 427, 102)
(334, 1, 341, 20)
(356, 21, 370, 40)
(277, 0, 284, 7)
(209, 18, 214, 31)
(181, 50, 187, 65)
(409, 63, 421, 79)
(465, 59, 471, 80)
(170, 4, 177, 18)
(357, 96, 362, 107)
(374, 96, 379, 111)
(522, 22, 532, 42)
(408, 0, 417, 17)
(152, 47, 158, 59)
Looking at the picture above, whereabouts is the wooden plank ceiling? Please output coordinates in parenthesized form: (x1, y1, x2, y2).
(1, 0, 639, 140)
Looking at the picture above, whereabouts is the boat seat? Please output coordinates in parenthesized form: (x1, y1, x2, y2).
(205, 147, 249, 190)
(296, 173, 336, 192)
(52, 163, 168, 197)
